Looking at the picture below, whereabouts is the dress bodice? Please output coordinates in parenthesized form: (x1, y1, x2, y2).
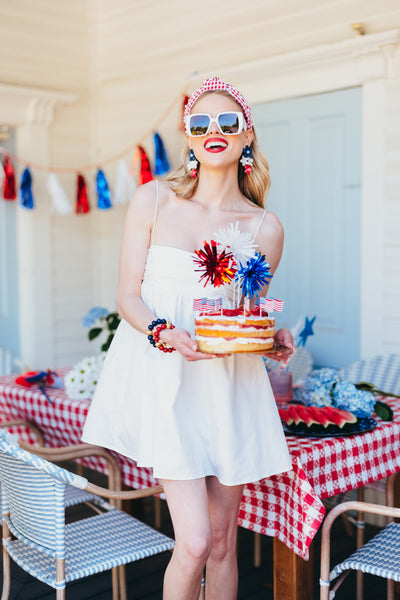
(142, 244, 235, 303)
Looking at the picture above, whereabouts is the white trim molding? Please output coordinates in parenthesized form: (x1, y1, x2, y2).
(192, 29, 399, 360)
(0, 84, 77, 369)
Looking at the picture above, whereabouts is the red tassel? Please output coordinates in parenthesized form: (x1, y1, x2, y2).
(2, 156, 16, 200)
(179, 95, 190, 131)
(76, 173, 90, 214)
(138, 146, 153, 185)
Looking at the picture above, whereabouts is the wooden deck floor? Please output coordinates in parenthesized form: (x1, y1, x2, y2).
(1, 468, 388, 599)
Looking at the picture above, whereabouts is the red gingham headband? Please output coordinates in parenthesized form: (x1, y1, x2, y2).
(184, 76, 254, 128)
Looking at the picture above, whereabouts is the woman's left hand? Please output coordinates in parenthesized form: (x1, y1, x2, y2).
(264, 327, 295, 362)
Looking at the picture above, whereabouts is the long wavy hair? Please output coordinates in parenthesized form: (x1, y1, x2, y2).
(167, 90, 271, 208)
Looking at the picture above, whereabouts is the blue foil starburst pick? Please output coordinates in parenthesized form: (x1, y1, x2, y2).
(236, 252, 273, 298)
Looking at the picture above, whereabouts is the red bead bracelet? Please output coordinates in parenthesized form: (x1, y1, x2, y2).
(146, 319, 176, 352)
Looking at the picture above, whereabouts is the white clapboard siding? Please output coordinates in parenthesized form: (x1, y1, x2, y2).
(0, 0, 89, 92)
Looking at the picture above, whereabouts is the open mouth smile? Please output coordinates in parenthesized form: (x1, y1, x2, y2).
(204, 138, 228, 152)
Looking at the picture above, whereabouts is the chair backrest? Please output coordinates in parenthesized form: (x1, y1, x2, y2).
(0, 431, 87, 557)
(339, 354, 400, 395)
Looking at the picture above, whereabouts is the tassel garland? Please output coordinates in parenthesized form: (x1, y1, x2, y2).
(2, 156, 16, 200)
(96, 169, 112, 209)
(138, 146, 153, 185)
(114, 159, 136, 205)
(153, 132, 170, 176)
(20, 167, 34, 209)
(76, 174, 90, 214)
(47, 173, 73, 215)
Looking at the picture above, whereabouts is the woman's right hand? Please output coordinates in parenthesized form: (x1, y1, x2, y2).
(160, 327, 221, 361)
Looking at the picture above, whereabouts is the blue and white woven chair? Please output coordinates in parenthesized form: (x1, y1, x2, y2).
(0, 419, 117, 515)
(320, 472, 400, 600)
(0, 430, 174, 600)
(339, 354, 400, 396)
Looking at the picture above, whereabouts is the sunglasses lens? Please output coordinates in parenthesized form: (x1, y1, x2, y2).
(218, 112, 240, 134)
(189, 114, 210, 136)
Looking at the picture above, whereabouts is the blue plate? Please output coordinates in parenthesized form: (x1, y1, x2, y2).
(282, 417, 377, 438)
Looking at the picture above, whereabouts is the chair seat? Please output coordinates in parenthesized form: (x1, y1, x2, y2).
(331, 522, 400, 582)
(4, 510, 174, 589)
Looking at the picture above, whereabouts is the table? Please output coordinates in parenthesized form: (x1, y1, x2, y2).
(2, 374, 400, 599)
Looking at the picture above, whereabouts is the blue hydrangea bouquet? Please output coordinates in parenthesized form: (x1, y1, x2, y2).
(300, 368, 394, 421)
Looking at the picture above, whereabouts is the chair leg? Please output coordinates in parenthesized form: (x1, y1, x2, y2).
(55, 558, 65, 600)
(253, 532, 262, 567)
(199, 576, 205, 600)
(356, 488, 365, 600)
(154, 496, 162, 529)
(118, 565, 127, 600)
(112, 567, 119, 600)
(387, 579, 395, 600)
(1, 546, 11, 600)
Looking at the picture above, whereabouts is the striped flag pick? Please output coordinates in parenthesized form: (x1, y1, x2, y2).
(207, 299, 216, 311)
(273, 298, 284, 312)
(193, 298, 202, 311)
(214, 297, 222, 311)
(264, 298, 275, 312)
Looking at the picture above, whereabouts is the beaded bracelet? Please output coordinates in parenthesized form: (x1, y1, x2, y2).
(147, 318, 176, 353)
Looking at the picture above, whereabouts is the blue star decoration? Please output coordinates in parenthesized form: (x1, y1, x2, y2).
(298, 316, 316, 347)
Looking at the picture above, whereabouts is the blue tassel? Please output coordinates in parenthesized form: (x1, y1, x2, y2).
(153, 132, 170, 175)
(96, 169, 112, 209)
(20, 167, 34, 209)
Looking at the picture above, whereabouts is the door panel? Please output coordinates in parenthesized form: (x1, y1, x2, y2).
(253, 88, 361, 368)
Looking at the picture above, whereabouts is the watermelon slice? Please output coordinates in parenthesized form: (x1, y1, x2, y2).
(307, 406, 332, 428)
(278, 408, 294, 426)
(295, 405, 320, 427)
(288, 405, 302, 425)
(321, 406, 357, 428)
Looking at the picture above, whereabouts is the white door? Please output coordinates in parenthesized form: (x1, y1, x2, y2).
(0, 129, 20, 368)
(253, 88, 361, 368)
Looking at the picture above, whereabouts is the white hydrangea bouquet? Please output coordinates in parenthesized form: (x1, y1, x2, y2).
(64, 353, 106, 400)
(64, 306, 120, 400)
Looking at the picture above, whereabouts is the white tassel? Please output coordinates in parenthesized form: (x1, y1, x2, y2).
(114, 159, 136, 205)
(47, 173, 72, 215)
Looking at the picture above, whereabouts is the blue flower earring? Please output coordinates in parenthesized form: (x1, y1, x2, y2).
(240, 145, 254, 174)
(188, 149, 198, 178)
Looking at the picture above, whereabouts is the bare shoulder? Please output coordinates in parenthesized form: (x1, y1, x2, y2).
(127, 179, 172, 223)
(259, 210, 284, 244)
(257, 210, 284, 272)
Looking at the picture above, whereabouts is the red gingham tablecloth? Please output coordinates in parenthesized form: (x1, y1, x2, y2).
(1, 375, 400, 559)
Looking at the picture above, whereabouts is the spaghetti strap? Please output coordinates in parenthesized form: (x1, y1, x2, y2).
(151, 180, 159, 245)
(252, 208, 267, 241)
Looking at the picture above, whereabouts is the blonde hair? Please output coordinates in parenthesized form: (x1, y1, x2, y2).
(167, 91, 271, 208)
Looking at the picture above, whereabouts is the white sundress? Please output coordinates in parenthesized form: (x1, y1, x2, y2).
(82, 185, 292, 485)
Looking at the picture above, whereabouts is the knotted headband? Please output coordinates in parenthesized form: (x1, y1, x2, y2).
(184, 76, 254, 129)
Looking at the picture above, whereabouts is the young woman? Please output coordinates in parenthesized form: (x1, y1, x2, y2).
(82, 77, 294, 600)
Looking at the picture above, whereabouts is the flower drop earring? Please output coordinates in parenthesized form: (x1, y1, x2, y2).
(188, 149, 199, 178)
(240, 145, 254, 174)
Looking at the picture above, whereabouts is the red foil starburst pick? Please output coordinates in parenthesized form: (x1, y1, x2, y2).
(193, 240, 237, 287)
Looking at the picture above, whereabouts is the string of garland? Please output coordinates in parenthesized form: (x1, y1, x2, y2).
(0, 83, 190, 214)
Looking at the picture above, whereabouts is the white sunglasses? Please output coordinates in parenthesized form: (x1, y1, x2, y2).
(185, 112, 247, 137)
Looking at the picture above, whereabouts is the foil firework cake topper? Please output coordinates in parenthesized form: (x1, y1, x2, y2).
(193, 240, 237, 287)
(213, 221, 257, 266)
(236, 252, 273, 299)
(192, 223, 283, 314)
